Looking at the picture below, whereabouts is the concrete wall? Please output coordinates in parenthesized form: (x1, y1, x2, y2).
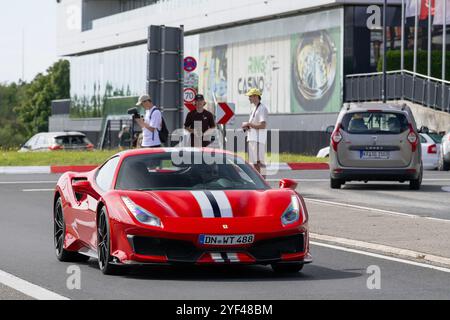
(57, 0, 335, 56)
(49, 115, 103, 132)
(82, 0, 121, 31)
(403, 101, 450, 133)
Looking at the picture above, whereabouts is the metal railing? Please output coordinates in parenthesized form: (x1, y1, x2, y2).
(345, 70, 450, 113)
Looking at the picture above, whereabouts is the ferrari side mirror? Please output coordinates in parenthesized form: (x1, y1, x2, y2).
(72, 180, 100, 200)
(279, 179, 298, 190)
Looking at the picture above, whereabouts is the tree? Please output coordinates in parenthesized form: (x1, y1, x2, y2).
(0, 81, 28, 149)
(14, 59, 70, 137)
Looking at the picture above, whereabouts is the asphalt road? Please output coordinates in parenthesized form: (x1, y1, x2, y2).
(268, 170, 450, 220)
(1, 173, 450, 300)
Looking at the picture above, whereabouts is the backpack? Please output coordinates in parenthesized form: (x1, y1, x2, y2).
(150, 108, 169, 144)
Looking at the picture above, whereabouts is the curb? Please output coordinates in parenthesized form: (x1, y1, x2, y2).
(311, 233, 450, 269)
(0, 166, 97, 175)
(50, 165, 98, 174)
(0, 163, 329, 175)
(288, 163, 329, 170)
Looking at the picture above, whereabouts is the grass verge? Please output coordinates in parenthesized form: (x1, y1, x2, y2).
(0, 150, 327, 167)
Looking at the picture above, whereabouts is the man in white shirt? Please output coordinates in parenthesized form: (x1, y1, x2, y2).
(135, 95, 162, 148)
(242, 88, 268, 174)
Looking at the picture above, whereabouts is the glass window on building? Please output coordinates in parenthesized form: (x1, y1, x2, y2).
(344, 5, 402, 75)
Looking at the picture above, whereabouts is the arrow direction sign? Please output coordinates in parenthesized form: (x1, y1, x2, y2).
(217, 103, 235, 125)
(184, 102, 196, 112)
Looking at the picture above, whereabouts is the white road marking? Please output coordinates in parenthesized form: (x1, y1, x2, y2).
(267, 178, 450, 183)
(311, 241, 450, 274)
(304, 198, 450, 223)
(311, 233, 450, 267)
(0, 269, 69, 300)
(0, 181, 57, 185)
(23, 189, 54, 192)
(0, 167, 51, 175)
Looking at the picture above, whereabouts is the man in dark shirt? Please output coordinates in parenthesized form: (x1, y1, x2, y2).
(184, 94, 216, 147)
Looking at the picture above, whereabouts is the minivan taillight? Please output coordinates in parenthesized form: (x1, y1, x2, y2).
(428, 144, 437, 154)
(407, 125, 418, 152)
(49, 144, 64, 151)
(331, 124, 343, 152)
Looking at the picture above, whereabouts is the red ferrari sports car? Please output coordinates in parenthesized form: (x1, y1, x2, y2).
(53, 148, 312, 275)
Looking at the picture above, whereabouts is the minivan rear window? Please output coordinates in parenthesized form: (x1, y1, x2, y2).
(342, 112, 409, 135)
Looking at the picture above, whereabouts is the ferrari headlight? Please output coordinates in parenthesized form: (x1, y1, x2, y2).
(121, 196, 163, 228)
(281, 195, 301, 226)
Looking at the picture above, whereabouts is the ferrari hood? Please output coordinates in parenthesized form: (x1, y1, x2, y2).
(127, 189, 295, 219)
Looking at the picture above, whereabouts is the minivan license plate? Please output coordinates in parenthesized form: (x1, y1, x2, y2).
(360, 151, 390, 159)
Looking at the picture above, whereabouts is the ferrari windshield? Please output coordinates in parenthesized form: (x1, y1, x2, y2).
(115, 151, 268, 191)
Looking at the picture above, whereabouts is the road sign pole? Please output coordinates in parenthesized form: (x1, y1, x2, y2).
(382, 0, 387, 103)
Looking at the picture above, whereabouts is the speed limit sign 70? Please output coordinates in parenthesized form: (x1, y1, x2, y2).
(184, 88, 197, 103)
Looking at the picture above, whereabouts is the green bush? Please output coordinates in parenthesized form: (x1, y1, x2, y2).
(378, 50, 450, 79)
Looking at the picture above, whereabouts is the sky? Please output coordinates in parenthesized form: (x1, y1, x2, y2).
(0, 0, 58, 84)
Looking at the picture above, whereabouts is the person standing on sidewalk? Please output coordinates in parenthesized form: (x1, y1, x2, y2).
(135, 95, 162, 148)
(184, 94, 216, 147)
(242, 88, 268, 174)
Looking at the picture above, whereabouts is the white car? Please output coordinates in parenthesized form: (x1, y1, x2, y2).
(438, 132, 450, 171)
(317, 146, 330, 158)
(420, 133, 441, 170)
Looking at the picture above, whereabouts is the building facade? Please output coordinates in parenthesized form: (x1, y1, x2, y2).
(54, 0, 411, 153)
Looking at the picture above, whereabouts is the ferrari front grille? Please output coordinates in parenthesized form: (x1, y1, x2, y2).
(130, 236, 203, 261)
(248, 234, 305, 261)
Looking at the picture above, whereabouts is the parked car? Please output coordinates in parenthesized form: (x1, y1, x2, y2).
(316, 146, 330, 158)
(438, 131, 450, 171)
(420, 133, 441, 170)
(19, 132, 94, 152)
(328, 103, 423, 190)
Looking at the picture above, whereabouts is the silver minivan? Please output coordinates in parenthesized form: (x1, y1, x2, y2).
(328, 103, 423, 190)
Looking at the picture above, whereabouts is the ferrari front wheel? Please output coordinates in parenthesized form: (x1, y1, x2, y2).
(54, 198, 89, 262)
(97, 207, 125, 275)
(271, 263, 304, 274)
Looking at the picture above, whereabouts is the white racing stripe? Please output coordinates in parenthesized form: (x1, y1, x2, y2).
(210, 253, 225, 263)
(191, 191, 215, 218)
(226, 253, 240, 262)
(0, 269, 69, 300)
(210, 191, 233, 218)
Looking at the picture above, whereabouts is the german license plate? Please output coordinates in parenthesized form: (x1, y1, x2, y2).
(360, 151, 390, 159)
(199, 234, 255, 246)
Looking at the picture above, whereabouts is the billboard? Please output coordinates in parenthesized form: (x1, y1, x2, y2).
(198, 9, 342, 115)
